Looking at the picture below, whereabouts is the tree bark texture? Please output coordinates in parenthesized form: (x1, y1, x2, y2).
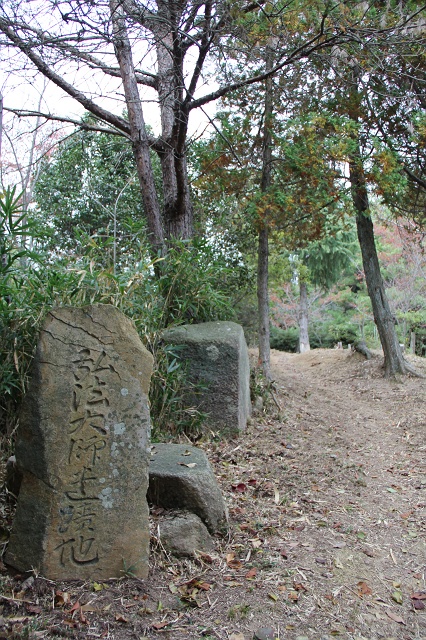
(110, 0, 164, 255)
(257, 46, 273, 380)
(257, 224, 270, 379)
(152, 1, 193, 241)
(298, 280, 310, 353)
(345, 67, 408, 377)
(349, 144, 407, 376)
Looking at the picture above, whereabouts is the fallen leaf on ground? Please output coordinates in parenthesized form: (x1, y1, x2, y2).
(115, 614, 128, 623)
(25, 604, 42, 614)
(226, 552, 243, 569)
(197, 552, 214, 564)
(386, 611, 405, 624)
(358, 581, 373, 596)
(229, 633, 245, 640)
(152, 621, 169, 630)
(245, 567, 257, 579)
(411, 592, 426, 610)
(54, 591, 71, 607)
(81, 603, 98, 612)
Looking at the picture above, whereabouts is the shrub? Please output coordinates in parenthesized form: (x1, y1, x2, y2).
(270, 326, 299, 352)
(0, 202, 238, 441)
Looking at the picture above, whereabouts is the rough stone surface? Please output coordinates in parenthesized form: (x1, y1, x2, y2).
(157, 511, 214, 557)
(162, 321, 251, 435)
(6, 304, 153, 580)
(148, 443, 227, 534)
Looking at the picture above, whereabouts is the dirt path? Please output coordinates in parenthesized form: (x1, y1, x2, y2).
(1, 348, 425, 640)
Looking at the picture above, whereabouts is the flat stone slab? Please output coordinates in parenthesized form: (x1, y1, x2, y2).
(162, 321, 251, 435)
(148, 443, 227, 534)
(6, 304, 153, 580)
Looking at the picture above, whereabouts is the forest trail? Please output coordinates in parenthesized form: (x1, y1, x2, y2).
(205, 348, 426, 640)
(1, 348, 425, 640)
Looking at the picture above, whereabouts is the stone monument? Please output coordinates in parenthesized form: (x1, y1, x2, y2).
(162, 321, 251, 435)
(6, 304, 153, 580)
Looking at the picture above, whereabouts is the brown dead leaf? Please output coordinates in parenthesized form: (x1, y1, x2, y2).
(115, 614, 128, 623)
(411, 591, 426, 611)
(232, 483, 247, 493)
(229, 633, 245, 640)
(81, 603, 98, 612)
(358, 581, 373, 596)
(54, 591, 71, 607)
(63, 619, 77, 628)
(245, 567, 257, 580)
(386, 611, 405, 624)
(198, 552, 214, 564)
(226, 552, 242, 569)
(25, 604, 42, 615)
(179, 462, 197, 468)
(195, 581, 211, 591)
(152, 621, 169, 630)
(79, 609, 88, 624)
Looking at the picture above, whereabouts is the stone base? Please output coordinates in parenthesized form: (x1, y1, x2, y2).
(148, 443, 227, 534)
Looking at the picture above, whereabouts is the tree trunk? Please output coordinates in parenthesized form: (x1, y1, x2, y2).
(257, 45, 273, 380)
(298, 280, 310, 353)
(154, 1, 193, 242)
(410, 331, 416, 354)
(110, 0, 164, 255)
(257, 224, 270, 378)
(349, 144, 407, 376)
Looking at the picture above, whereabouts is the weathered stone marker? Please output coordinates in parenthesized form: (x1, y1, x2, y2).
(148, 443, 228, 533)
(6, 305, 153, 580)
(162, 321, 251, 435)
